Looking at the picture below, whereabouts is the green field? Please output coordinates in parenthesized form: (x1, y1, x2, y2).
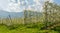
(0, 23, 59, 33)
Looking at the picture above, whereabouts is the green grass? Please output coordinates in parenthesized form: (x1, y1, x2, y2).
(0, 24, 59, 33)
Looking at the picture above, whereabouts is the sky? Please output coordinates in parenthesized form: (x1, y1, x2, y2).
(54, 0, 60, 4)
(0, 0, 60, 12)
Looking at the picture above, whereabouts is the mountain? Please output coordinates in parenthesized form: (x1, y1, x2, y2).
(0, 10, 42, 18)
(0, 10, 24, 18)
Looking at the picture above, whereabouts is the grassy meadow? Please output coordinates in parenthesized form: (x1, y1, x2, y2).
(0, 22, 59, 33)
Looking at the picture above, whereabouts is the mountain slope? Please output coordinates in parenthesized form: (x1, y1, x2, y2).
(0, 10, 24, 18)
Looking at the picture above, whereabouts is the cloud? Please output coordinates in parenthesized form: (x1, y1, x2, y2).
(4, 0, 54, 12)
(0, 0, 9, 10)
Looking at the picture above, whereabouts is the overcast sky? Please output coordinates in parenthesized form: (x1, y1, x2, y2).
(0, 0, 59, 12)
